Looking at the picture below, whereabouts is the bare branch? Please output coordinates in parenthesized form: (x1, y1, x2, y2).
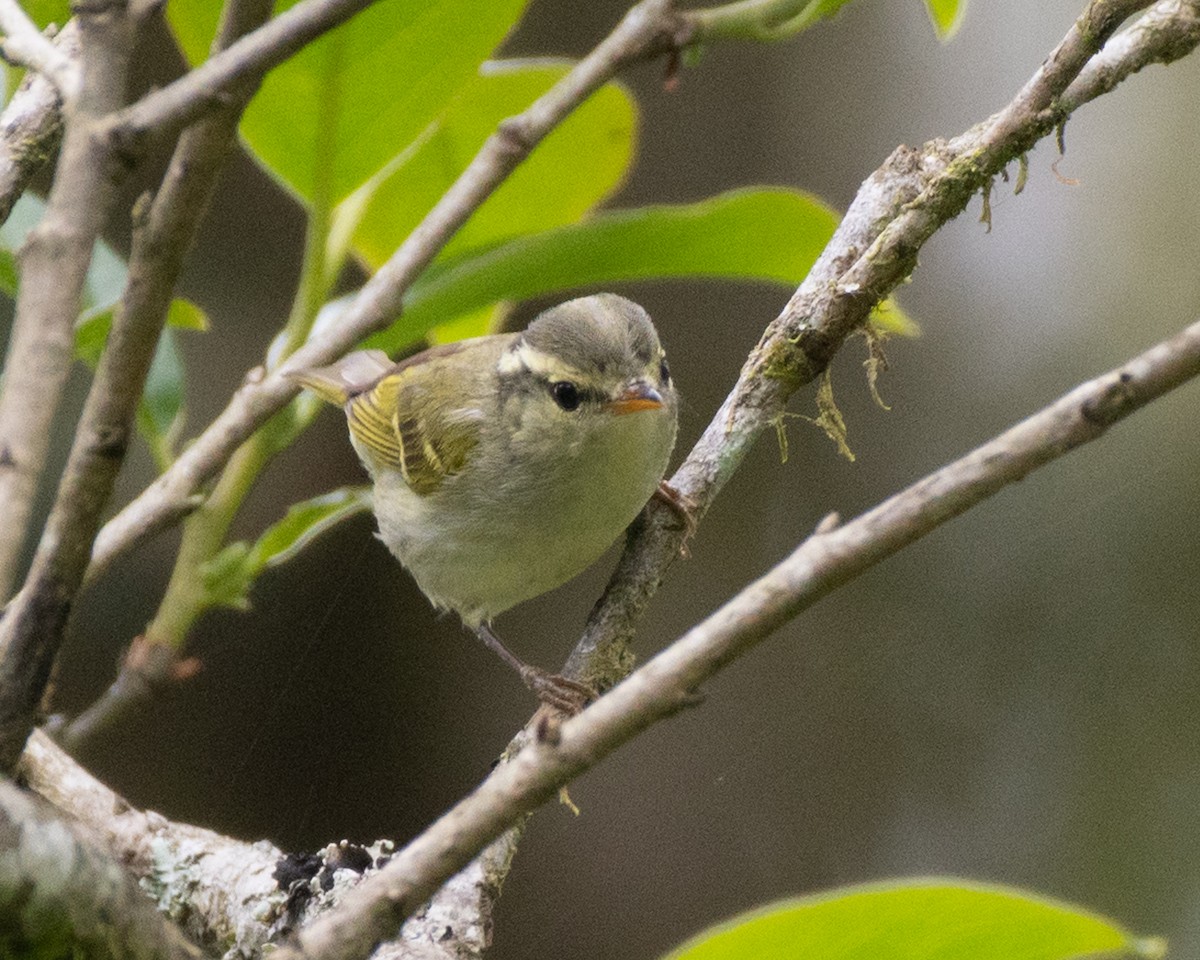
(0, 0, 80, 100)
(86, 0, 686, 583)
(269, 317, 1200, 960)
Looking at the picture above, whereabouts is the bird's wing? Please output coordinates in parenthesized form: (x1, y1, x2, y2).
(346, 341, 493, 495)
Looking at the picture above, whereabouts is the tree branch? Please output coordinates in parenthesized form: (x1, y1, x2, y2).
(85, 0, 688, 584)
(269, 316, 1200, 960)
(21, 729, 525, 959)
(565, 0, 1190, 682)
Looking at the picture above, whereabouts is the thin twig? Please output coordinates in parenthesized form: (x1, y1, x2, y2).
(0, 0, 80, 100)
(271, 317, 1200, 960)
(1061, 0, 1200, 108)
(86, 0, 687, 583)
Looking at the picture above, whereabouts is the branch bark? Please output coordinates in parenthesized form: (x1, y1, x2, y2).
(269, 316, 1200, 960)
(566, 0, 1189, 682)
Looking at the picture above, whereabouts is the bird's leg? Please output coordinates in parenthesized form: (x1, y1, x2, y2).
(474, 623, 595, 715)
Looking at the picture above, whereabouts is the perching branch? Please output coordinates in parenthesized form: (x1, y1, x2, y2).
(86, 0, 688, 583)
(269, 316, 1200, 960)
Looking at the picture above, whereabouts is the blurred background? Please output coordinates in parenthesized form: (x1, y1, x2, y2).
(21, 0, 1200, 957)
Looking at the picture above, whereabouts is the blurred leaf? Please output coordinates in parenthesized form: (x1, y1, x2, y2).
(351, 59, 636, 266)
(0, 194, 126, 311)
(74, 301, 209, 469)
(924, 0, 966, 39)
(0, 249, 18, 297)
(73, 298, 210, 365)
(165, 297, 210, 331)
(168, 0, 531, 206)
(366, 188, 906, 353)
(660, 879, 1162, 960)
(137, 329, 187, 471)
(429, 302, 511, 345)
(23, 0, 71, 29)
(246, 486, 373, 571)
(73, 309, 110, 366)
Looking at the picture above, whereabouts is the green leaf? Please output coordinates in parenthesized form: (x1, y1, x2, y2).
(365, 187, 915, 354)
(73, 301, 209, 470)
(351, 59, 636, 267)
(200, 542, 255, 612)
(22, 0, 71, 29)
(168, 0, 531, 207)
(200, 488, 373, 611)
(924, 0, 967, 39)
(165, 297, 210, 331)
(246, 487, 372, 571)
(660, 879, 1163, 960)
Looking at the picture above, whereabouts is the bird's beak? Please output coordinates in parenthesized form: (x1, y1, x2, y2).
(606, 380, 664, 416)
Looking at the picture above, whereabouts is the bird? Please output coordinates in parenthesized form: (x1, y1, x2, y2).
(288, 293, 679, 712)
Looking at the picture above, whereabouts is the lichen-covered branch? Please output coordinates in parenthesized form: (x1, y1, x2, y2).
(566, 0, 1190, 681)
(0, 764, 205, 960)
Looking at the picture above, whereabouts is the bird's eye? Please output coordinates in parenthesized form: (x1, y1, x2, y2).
(659, 357, 671, 384)
(551, 381, 581, 411)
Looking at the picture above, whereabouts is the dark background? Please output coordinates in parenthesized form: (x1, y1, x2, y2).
(23, 1, 1200, 958)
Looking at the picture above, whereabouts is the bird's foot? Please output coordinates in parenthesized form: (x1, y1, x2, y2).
(520, 665, 596, 716)
(654, 480, 698, 556)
